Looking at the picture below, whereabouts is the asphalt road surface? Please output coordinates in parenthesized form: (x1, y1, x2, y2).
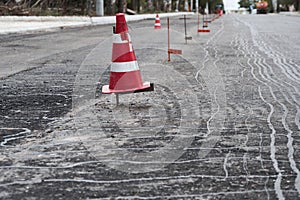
(1, 13, 300, 199)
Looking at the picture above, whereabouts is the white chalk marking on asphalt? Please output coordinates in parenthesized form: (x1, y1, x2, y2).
(230, 25, 300, 197)
(243, 108, 251, 182)
(279, 103, 300, 196)
(110, 189, 293, 200)
(0, 128, 31, 147)
(258, 47, 300, 195)
(0, 155, 299, 171)
(42, 174, 282, 184)
(247, 25, 300, 196)
(258, 86, 284, 200)
(234, 16, 287, 199)
(192, 16, 226, 162)
(223, 152, 230, 180)
(260, 54, 300, 196)
(205, 86, 220, 138)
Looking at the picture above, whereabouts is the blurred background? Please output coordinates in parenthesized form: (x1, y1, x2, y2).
(0, 0, 299, 16)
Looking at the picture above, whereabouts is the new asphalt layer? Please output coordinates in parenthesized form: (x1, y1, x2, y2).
(1, 12, 300, 199)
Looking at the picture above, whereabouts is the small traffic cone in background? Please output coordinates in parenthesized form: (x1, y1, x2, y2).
(102, 13, 153, 95)
(154, 14, 161, 29)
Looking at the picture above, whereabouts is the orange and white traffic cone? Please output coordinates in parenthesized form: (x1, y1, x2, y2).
(154, 14, 161, 29)
(102, 13, 153, 95)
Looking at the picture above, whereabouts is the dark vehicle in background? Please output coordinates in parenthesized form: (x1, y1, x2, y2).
(256, 0, 268, 14)
(215, 3, 225, 14)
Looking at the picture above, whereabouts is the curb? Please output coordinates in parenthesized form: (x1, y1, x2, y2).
(278, 11, 300, 17)
(0, 12, 194, 34)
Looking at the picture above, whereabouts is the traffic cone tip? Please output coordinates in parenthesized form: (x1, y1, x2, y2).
(115, 13, 128, 34)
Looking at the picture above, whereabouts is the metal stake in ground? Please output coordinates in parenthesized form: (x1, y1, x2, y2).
(116, 93, 119, 105)
(197, 13, 200, 34)
(168, 17, 170, 62)
(184, 15, 192, 44)
(184, 15, 187, 44)
(205, 13, 211, 23)
(167, 17, 182, 62)
(198, 14, 210, 33)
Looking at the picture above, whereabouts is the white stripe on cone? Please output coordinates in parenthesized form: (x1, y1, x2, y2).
(111, 61, 139, 72)
(113, 33, 133, 52)
(113, 33, 131, 44)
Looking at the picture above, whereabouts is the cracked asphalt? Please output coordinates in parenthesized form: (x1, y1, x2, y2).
(1, 13, 300, 199)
